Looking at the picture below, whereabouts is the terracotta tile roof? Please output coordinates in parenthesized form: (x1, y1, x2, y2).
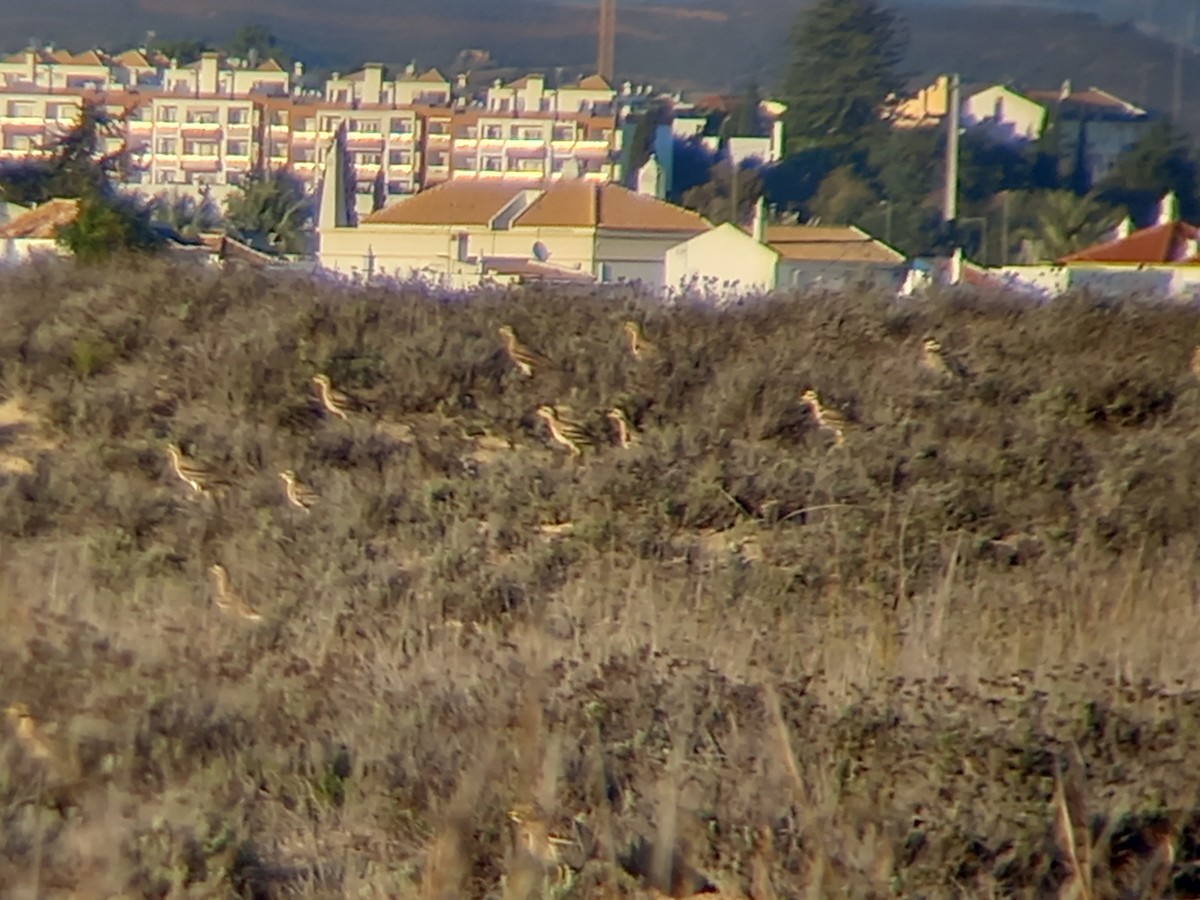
(365, 182, 710, 233)
(0, 198, 79, 239)
(69, 50, 106, 66)
(362, 182, 520, 225)
(766, 225, 904, 264)
(1058, 221, 1200, 264)
(418, 68, 448, 84)
(46, 50, 73, 64)
(256, 59, 285, 72)
(112, 49, 151, 67)
(517, 181, 595, 227)
(593, 183, 710, 232)
(2, 51, 31, 64)
(575, 75, 612, 91)
(1026, 87, 1145, 117)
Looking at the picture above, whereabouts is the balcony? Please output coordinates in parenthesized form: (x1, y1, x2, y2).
(180, 155, 221, 171)
(181, 121, 223, 136)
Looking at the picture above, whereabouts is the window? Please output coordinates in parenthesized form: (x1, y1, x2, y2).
(7, 101, 35, 117)
(47, 102, 74, 120)
(227, 108, 249, 125)
(389, 117, 412, 134)
(226, 139, 249, 156)
(156, 137, 177, 154)
(427, 120, 449, 135)
(294, 147, 316, 162)
(185, 109, 218, 124)
(183, 140, 218, 157)
(514, 158, 543, 172)
(296, 117, 315, 131)
(157, 105, 178, 122)
(483, 125, 503, 139)
(156, 169, 178, 184)
(319, 116, 341, 132)
(3, 134, 33, 151)
(428, 151, 447, 167)
(457, 156, 477, 170)
(482, 156, 502, 171)
(386, 180, 408, 195)
(354, 152, 381, 166)
(388, 149, 412, 166)
(349, 118, 380, 133)
(514, 127, 542, 140)
(270, 109, 288, 126)
(553, 126, 574, 141)
(269, 142, 287, 157)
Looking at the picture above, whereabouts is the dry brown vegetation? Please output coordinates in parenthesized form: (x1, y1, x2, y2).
(3, 257, 1200, 898)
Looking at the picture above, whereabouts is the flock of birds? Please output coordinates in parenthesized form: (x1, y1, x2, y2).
(155, 323, 975, 624)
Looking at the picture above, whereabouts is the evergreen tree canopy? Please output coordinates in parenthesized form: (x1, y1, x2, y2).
(224, 170, 314, 256)
(782, 0, 906, 149)
(1097, 120, 1200, 224)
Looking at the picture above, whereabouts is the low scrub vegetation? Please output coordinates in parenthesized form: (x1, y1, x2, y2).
(2, 257, 1200, 898)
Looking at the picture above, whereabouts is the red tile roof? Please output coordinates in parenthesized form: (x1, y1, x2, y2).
(576, 75, 612, 91)
(1058, 221, 1200, 264)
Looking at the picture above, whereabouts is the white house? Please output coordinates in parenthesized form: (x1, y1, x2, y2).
(961, 84, 1047, 142)
(0, 198, 78, 263)
(664, 222, 777, 295)
(316, 143, 711, 286)
(664, 211, 907, 296)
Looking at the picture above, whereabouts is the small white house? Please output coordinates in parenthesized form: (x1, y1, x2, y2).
(961, 84, 1047, 143)
(0, 198, 78, 263)
(665, 216, 907, 296)
(664, 222, 777, 295)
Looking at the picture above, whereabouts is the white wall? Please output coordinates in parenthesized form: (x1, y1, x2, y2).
(779, 260, 905, 292)
(962, 86, 1046, 142)
(664, 223, 777, 294)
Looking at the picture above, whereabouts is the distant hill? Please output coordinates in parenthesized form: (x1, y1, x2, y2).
(4, 1, 1200, 136)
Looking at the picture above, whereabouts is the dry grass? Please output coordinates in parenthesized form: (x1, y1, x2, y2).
(2, 256, 1200, 897)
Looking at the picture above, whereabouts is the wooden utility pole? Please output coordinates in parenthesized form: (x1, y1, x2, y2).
(598, 0, 616, 82)
(943, 73, 961, 225)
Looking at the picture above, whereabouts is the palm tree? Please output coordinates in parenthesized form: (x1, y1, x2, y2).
(1015, 190, 1124, 262)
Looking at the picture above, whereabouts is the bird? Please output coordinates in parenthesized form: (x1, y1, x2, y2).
(607, 407, 636, 448)
(535, 405, 593, 457)
(279, 470, 318, 513)
(621, 320, 659, 361)
(311, 373, 368, 421)
(920, 337, 969, 382)
(800, 389, 850, 446)
(165, 443, 224, 496)
(208, 564, 263, 622)
(5, 703, 55, 763)
(498, 325, 552, 377)
(508, 802, 584, 883)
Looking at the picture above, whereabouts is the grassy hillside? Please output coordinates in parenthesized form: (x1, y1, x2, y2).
(3, 258, 1200, 897)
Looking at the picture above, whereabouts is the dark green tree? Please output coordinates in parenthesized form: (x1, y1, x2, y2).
(150, 39, 209, 66)
(150, 186, 223, 238)
(0, 100, 163, 261)
(624, 98, 672, 185)
(679, 160, 763, 227)
(224, 170, 314, 255)
(227, 24, 292, 67)
(1097, 120, 1200, 224)
(725, 82, 766, 138)
(781, 0, 906, 150)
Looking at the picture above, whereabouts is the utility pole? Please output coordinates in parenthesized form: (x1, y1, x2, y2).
(943, 73, 960, 226)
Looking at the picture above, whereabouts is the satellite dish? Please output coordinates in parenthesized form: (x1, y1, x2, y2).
(532, 240, 550, 262)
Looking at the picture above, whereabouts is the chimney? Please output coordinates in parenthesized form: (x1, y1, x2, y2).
(1186, 237, 1199, 260)
(949, 246, 964, 285)
(362, 63, 384, 104)
(198, 51, 219, 94)
(1158, 191, 1179, 226)
(1116, 215, 1133, 240)
(1059, 78, 1072, 101)
(293, 61, 304, 79)
(752, 196, 766, 243)
(405, 62, 416, 77)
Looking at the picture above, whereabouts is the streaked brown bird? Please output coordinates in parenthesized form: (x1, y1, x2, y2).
(621, 320, 660, 361)
(165, 443, 226, 496)
(498, 325, 553, 377)
(920, 337, 969, 382)
(800, 389, 850, 447)
(535, 405, 593, 457)
(208, 564, 263, 622)
(311, 373, 369, 421)
(279, 470, 319, 512)
(607, 407, 636, 448)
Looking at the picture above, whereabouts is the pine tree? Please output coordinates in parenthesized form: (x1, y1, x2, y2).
(782, 0, 906, 150)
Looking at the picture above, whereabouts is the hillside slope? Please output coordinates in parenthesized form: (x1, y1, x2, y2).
(2, 259, 1200, 896)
